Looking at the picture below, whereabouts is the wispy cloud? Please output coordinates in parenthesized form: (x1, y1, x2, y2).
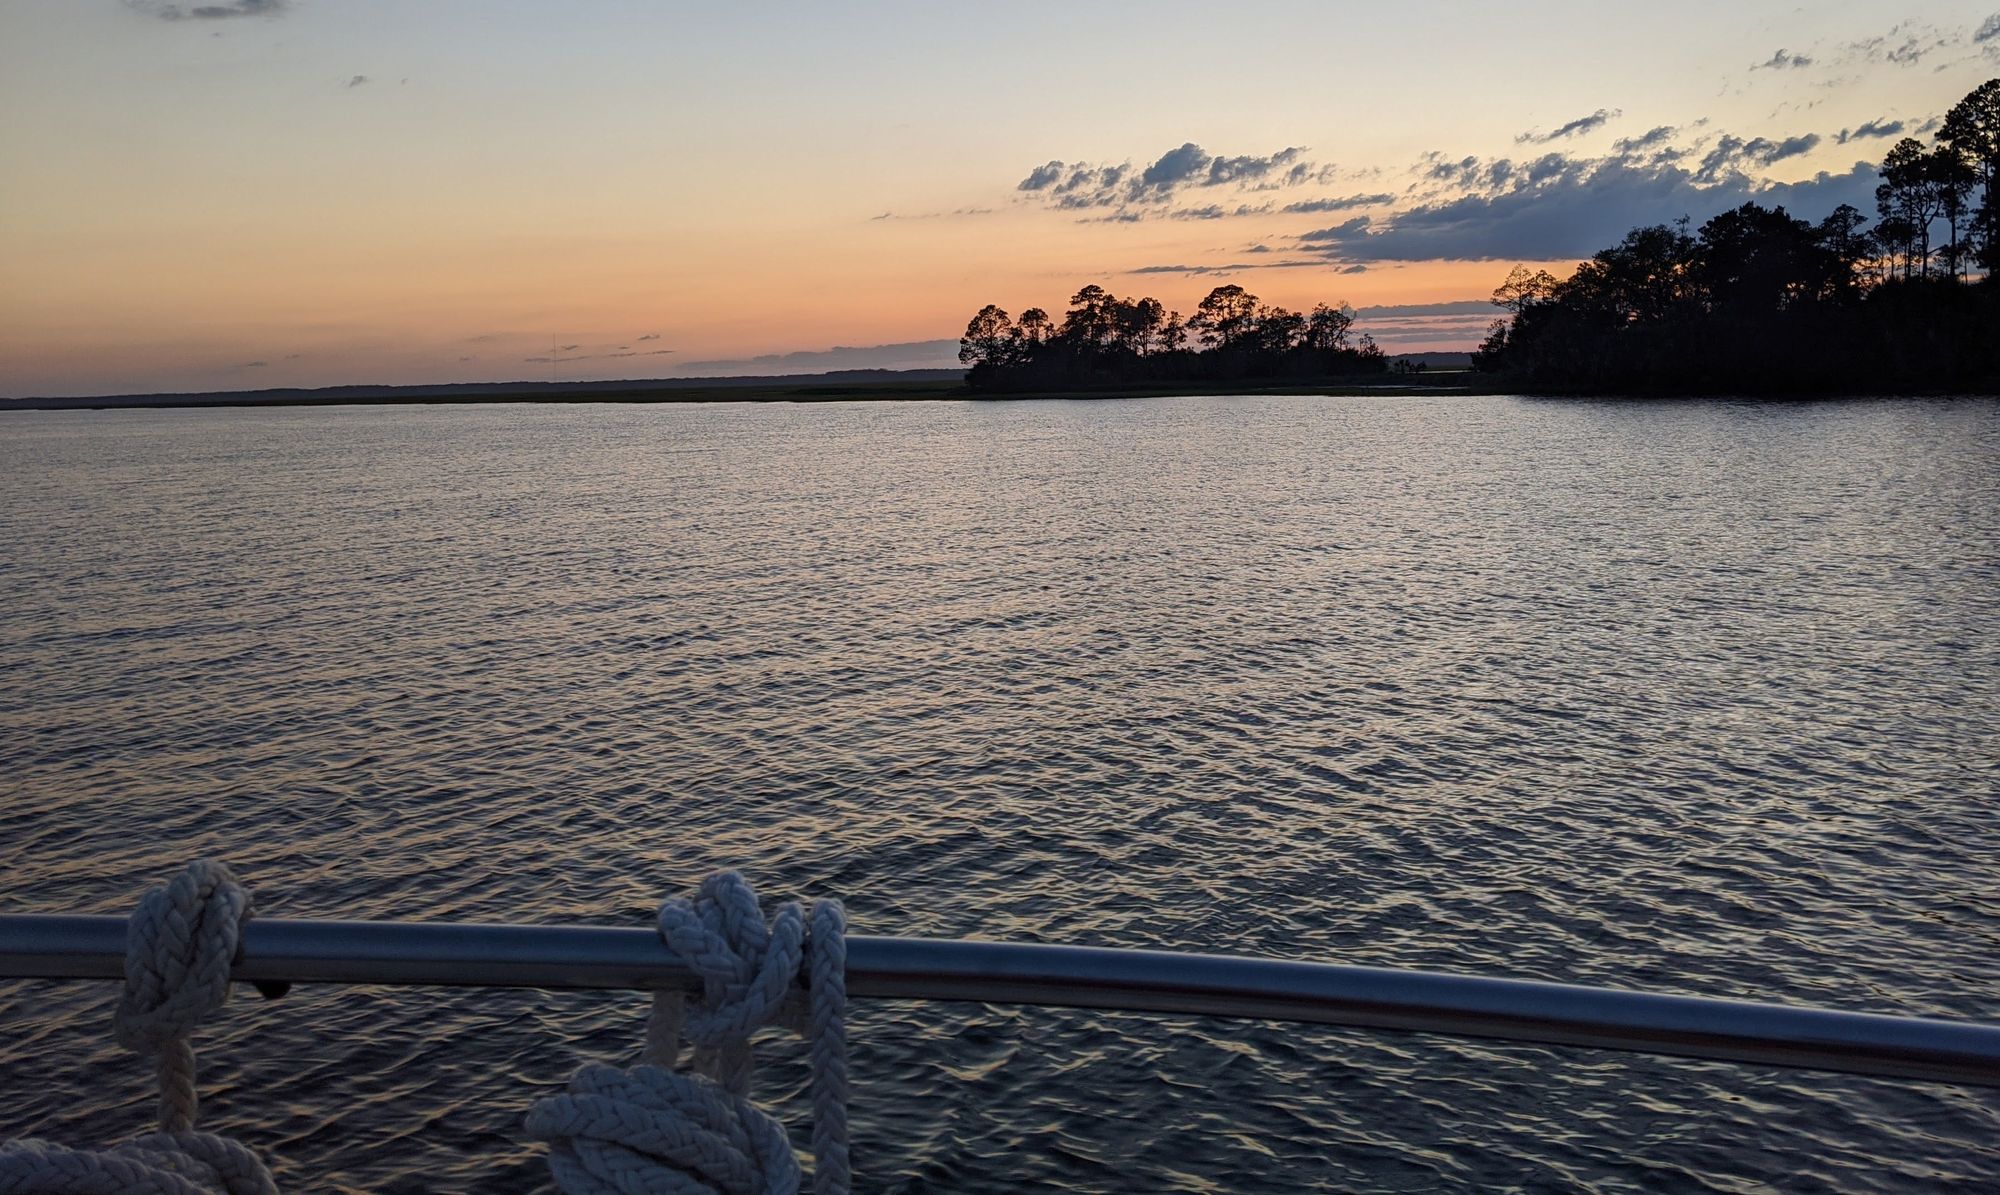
(345, 75, 369, 88)
(524, 347, 676, 364)
(1836, 118, 1905, 143)
(1125, 260, 1327, 276)
(126, 0, 286, 20)
(1516, 109, 1620, 145)
(1752, 48, 1814, 70)
(1978, 14, 2000, 43)
(1281, 193, 1396, 214)
(1694, 133, 1820, 182)
(1612, 126, 1677, 153)
(1846, 22, 1953, 68)
(870, 207, 995, 221)
(670, 340, 960, 376)
(1016, 142, 1335, 218)
(1352, 300, 1495, 318)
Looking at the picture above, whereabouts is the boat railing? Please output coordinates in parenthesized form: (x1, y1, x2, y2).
(3, 913, 1996, 1089)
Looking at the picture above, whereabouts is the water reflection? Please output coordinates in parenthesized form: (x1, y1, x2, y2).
(1, 395, 1996, 1192)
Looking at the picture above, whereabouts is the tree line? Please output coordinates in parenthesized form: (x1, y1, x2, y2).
(1474, 79, 2000, 393)
(958, 283, 1385, 391)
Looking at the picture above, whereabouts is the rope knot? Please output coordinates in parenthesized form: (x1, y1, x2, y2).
(112, 861, 254, 1135)
(532, 871, 849, 1195)
(525, 1064, 801, 1195)
(655, 871, 813, 1053)
(0, 861, 276, 1193)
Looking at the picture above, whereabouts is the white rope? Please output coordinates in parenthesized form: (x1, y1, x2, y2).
(0, 861, 277, 1195)
(2, 864, 849, 1195)
(528, 871, 850, 1195)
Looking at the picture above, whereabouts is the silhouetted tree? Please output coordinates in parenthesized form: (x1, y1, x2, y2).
(1302, 303, 1356, 351)
(1254, 305, 1307, 354)
(959, 305, 1014, 369)
(1880, 138, 1946, 276)
(958, 282, 1385, 392)
(1491, 266, 1560, 313)
(1188, 285, 1260, 349)
(1060, 285, 1121, 356)
(1116, 296, 1167, 355)
(1472, 109, 2000, 399)
(1817, 204, 1874, 290)
(1941, 79, 2000, 272)
(1696, 203, 1846, 311)
(1928, 145, 1978, 279)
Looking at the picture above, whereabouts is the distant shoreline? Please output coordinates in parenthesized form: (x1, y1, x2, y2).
(2, 365, 1485, 411)
(12, 373, 2000, 411)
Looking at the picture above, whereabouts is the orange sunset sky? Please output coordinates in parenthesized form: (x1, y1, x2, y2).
(3, 1, 1997, 396)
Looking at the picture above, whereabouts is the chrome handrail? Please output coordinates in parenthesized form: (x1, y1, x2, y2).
(3, 914, 1996, 1088)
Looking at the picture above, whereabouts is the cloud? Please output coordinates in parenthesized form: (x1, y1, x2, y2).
(1170, 202, 1273, 220)
(1136, 143, 1212, 194)
(1694, 133, 1820, 182)
(1017, 143, 1328, 216)
(870, 207, 994, 220)
(1613, 126, 1677, 153)
(524, 348, 676, 364)
(1516, 109, 1620, 145)
(1299, 216, 1374, 244)
(1978, 14, 2000, 43)
(636, 333, 662, 341)
(345, 75, 369, 88)
(1125, 260, 1327, 276)
(1752, 48, 1815, 70)
(126, 0, 285, 19)
(669, 340, 961, 376)
(1282, 193, 1396, 213)
(1836, 118, 1905, 143)
(1298, 153, 1879, 263)
(1351, 300, 1495, 318)
(1846, 24, 1952, 68)
(1018, 161, 1065, 191)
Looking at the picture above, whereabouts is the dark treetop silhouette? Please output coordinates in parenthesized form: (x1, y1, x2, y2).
(958, 284, 1385, 392)
(1472, 78, 2000, 394)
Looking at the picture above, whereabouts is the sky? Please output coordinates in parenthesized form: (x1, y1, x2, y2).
(2, 1, 1996, 397)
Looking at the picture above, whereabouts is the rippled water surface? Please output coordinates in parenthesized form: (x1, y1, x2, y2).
(2, 395, 1998, 1192)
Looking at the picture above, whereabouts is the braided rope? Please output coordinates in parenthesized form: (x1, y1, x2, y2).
(524, 1066, 800, 1195)
(113, 861, 252, 1133)
(0, 861, 276, 1194)
(529, 872, 850, 1195)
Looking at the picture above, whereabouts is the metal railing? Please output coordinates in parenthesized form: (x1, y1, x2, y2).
(4, 914, 1997, 1089)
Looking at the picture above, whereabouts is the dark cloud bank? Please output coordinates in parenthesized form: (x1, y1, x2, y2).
(1301, 143, 1880, 262)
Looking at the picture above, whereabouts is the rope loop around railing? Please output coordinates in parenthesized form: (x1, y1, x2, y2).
(0, 860, 278, 1194)
(528, 871, 851, 1195)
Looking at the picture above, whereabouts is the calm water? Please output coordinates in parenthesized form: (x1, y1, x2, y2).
(1, 395, 1997, 1193)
